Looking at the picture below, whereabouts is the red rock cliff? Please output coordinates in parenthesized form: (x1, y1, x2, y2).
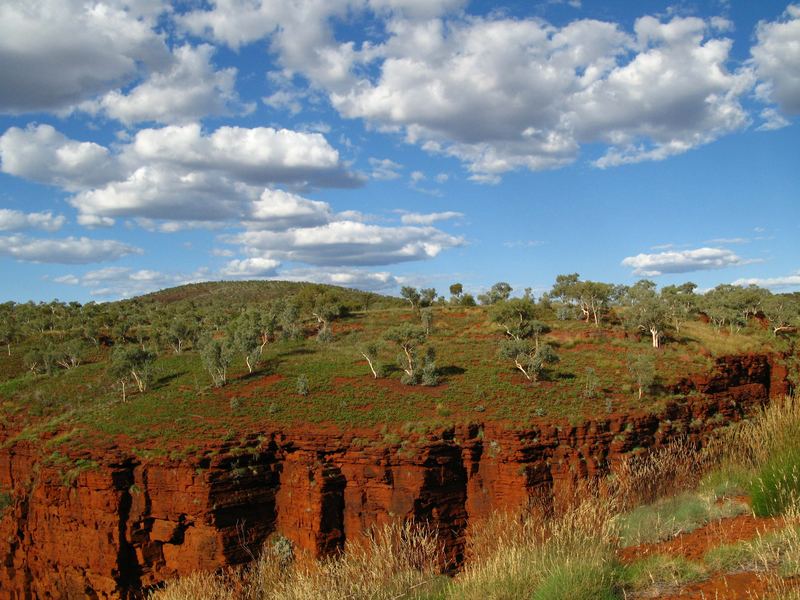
(0, 353, 787, 599)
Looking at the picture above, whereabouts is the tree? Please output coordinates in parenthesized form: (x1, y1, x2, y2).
(762, 294, 799, 336)
(478, 282, 512, 305)
(551, 274, 613, 326)
(359, 342, 382, 378)
(627, 352, 656, 400)
(490, 297, 538, 341)
(702, 285, 746, 333)
(311, 296, 343, 342)
(419, 288, 437, 308)
(626, 281, 670, 348)
(661, 282, 697, 333)
(384, 324, 427, 384)
(449, 283, 463, 303)
(110, 346, 156, 400)
(420, 308, 434, 336)
(499, 339, 559, 382)
(165, 318, 197, 354)
(400, 286, 422, 312)
(200, 337, 234, 387)
(232, 312, 262, 373)
(0, 318, 18, 356)
(459, 293, 477, 307)
(53, 339, 85, 370)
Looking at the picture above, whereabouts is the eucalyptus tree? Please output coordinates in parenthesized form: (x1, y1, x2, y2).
(627, 351, 656, 400)
(478, 282, 512, 305)
(449, 283, 463, 304)
(200, 336, 234, 387)
(625, 280, 670, 348)
(551, 274, 614, 326)
(660, 282, 698, 333)
(110, 345, 156, 400)
(384, 323, 427, 384)
(762, 294, 799, 336)
(498, 339, 559, 382)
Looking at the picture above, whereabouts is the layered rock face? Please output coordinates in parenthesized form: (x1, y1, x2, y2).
(0, 354, 787, 599)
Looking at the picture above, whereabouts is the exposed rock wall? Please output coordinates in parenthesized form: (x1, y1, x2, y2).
(0, 353, 786, 599)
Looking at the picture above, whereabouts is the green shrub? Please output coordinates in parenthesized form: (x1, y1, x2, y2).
(531, 560, 619, 600)
(751, 448, 800, 517)
(619, 554, 706, 592)
(296, 374, 309, 397)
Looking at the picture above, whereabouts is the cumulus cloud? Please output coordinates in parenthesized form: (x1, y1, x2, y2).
(228, 220, 463, 266)
(369, 158, 403, 180)
(0, 209, 65, 232)
(0, 124, 122, 189)
(219, 257, 281, 277)
(0, 0, 169, 113)
(184, 3, 770, 178)
(621, 247, 757, 276)
(733, 271, 800, 290)
(751, 5, 800, 115)
(54, 265, 210, 298)
(1, 123, 360, 224)
(247, 189, 332, 229)
(277, 267, 402, 292)
(399, 211, 463, 225)
(328, 13, 752, 177)
(84, 44, 248, 125)
(0, 235, 141, 264)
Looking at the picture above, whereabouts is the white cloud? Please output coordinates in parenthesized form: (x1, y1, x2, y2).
(733, 271, 800, 290)
(278, 267, 401, 292)
(220, 257, 281, 277)
(247, 189, 332, 229)
(503, 239, 546, 248)
(751, 5, 800, 115)
(84, 44, 248, 125)
(399, 211, 463, 225)
(54, 265, 210, 298)
(0, 235, 141, 264)
(327, 13, 753, 177)
(1, 123, 360, 225)
(125, 123, 358, 187)
(0, 124, 122, 189)
(369, 158, 403, 180)
(0, 0, 170, 113)
(0, 209, 65, 232)
(621, 247, 757, 276)
(758, 107, 791, 131)
(228, 220, 463, 266)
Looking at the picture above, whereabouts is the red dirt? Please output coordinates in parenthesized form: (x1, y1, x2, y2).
(620, 512, 783, 563)
(660, 571, 770, 599)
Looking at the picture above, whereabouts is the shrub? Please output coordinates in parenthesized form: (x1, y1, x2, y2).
(296, 374, 309, 396)
(751, 447, 800, 517)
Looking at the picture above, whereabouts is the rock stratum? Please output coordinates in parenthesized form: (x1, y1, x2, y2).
(0, 354, 790, 599)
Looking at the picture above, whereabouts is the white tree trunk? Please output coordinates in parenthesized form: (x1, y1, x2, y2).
(361, 352, 378, 378)
(650, 327, 660, 348)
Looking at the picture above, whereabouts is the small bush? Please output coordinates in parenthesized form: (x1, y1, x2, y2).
(619, 554, 706, 592)
(296, 374, 309, 396)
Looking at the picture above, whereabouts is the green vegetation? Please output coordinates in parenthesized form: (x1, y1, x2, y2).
(0, 277, 796, 459)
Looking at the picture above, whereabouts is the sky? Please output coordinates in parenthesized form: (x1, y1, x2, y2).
(0, 0, 798, 303)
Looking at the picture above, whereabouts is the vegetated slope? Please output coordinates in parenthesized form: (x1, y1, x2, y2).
(0, 279, 795, 457)
(0, 279, 797, 598)
(138, 280, 404, 312)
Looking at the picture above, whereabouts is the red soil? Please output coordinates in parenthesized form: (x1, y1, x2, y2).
(620, 512, 782, 563)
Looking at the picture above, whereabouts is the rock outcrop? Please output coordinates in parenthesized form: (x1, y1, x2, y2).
(0, 353, 787, 599)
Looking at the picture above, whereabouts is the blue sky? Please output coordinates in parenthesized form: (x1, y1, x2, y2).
(0, 0, 797, 302)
